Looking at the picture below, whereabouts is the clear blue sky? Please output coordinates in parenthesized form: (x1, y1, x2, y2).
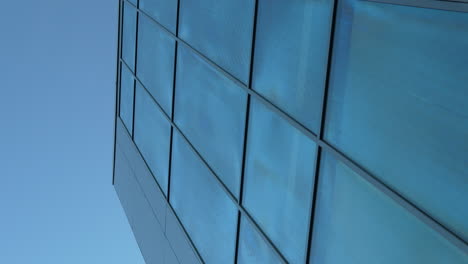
(0, 0, 145, 263)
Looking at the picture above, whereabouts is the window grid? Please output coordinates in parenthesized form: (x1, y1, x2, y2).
(114, 0, 468, 262)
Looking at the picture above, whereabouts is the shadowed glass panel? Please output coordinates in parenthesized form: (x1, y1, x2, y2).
(134, 83, 171, 195)
(252, 0, 333, 133)
(119, 65, 134, 135)
(310, 152, 468, 264)
(122, 2, 137, 71)
(178, 0, 255, 83)
(324, 0, 468, 241)
(243, 99, 317, 264)
(136, 14, 175, 116)
(170, 132, 238, 264)
(174, 45, 247, 198)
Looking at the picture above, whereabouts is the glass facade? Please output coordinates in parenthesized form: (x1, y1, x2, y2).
(114, 0, 468, 263)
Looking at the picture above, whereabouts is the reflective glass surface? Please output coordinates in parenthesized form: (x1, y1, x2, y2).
(252, 0, 333, 133)
(174, 45, 247, 198)
(134, 83, 171, 195)
(243, 99, 317, 264)
(170, 132, 238, 264)
(136, 14, 175, 116)
(237, 217, 282, 264)
(310, 152, 468, 264)
(122, 2, 137, 71)
(119, 65, 134, 135)
(178, 0, 255, 83)
(324, 0, 468, 241)
(140, 0, 178, 34)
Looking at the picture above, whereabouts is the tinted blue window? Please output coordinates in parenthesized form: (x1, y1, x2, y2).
(119, 65, 134, 135)
(324, 0, 468, 241)
(178, 0, 255, 83)
(122, 2, 137, 71)
(136, 14, 175, 116)
(140, 0, 177, 34)
(127, 0, 138, 6)
(170, 132, 238, 264)
(310, 152, 468, 263)
(243, 99, 317, 264)
(174, 46, 247, 198)
(133, 83, 171, 195)
(237, 217, 282, 264)
(252, 0, 333, 133)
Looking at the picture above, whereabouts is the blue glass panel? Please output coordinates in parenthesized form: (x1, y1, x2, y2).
(119, 65, 134, 135)
(174, 46, 247, 198)
(127, 0, 137, 6)
(136, 14, 175, 116)
(170, 131, 238, 264)
(324, 0, 468, 241)
(140, 0, 177, 34)
(133, 83, 171, 195)
(310, 152, 468, 263)
(237, 217, 282, 264)
(243, 99, 317, 264)
(252, 0, 333, 133)
(178, 0, 254, 83)
(122, 2, 137, 71)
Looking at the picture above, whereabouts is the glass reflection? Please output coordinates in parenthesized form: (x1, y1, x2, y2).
(310, 152, 468, 264)
(170, 132, 238, 264)
(136, 14, 175, 116)
(243, 99, 317, 264)
(134, 83, 171, 195)
(325, 0, 468, 241)
(174, 45, 247, 198)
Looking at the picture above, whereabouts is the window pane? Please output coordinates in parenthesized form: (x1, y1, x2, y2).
(324, 0, 468, 241)
(122, 2, 137, 71)
(174, 45, 247, 198)
(134, 83, 171, 195)
(140, 0, 177, 34)
(178, 0, 255, 83)
(252, 0, 333, 133)
(243, 99, 317, 264)
(310, 152, 468, 263)
(119, 65, 134, 135)
(136, 14, 175, 116)
(237, 217, 282, 264)
(169, 131, 238, 264)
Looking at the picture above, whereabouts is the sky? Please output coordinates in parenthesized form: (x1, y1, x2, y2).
(0, 0, 145, 263)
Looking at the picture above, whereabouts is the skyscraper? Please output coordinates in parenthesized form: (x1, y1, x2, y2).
(112, 0, 468, 263)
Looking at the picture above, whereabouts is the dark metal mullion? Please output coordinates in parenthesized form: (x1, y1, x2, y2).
(364, 0, 468, 13)
(113, 0, 123, 185)
(130, 1, 140, 139)
(305, 0, 340, 262)
(233, 0, 279, 263)
(120, 58, 290, 263)
(166, 0, 181, 206)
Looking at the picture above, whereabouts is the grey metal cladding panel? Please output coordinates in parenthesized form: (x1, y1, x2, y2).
(165, 206, 201, 264)
(164, 239, 180, 264)
(114, 148, 165, 264)
(116, 118, 167, 228)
